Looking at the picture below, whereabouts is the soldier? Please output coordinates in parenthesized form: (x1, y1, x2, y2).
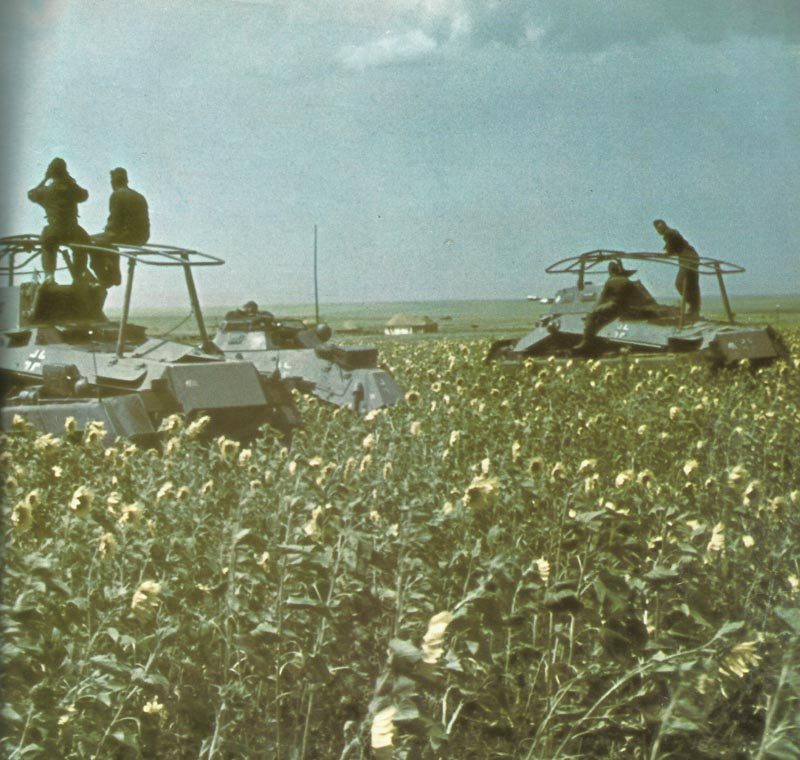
(575, 260, 650, 352)
(653, 219, 701, 319)
(91, 167, 150, 287)
(27, 157, 92, 284)
(225, 301, 270, 320)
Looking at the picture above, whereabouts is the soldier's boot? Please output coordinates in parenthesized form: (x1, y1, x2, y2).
(70, 249, 93, 283)
(108, 254, 122, 286)
(574, 331, 600, 353)
(88, 255, 113, 287)
(41, 247, 57, 284)
(574, 315, 601, 353)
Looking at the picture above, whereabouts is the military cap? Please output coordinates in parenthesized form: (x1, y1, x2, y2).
(608, 260, 637, 277)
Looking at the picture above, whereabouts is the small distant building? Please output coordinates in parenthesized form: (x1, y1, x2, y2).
(384, 313, 438, 336)
(338, 320, 363, 335)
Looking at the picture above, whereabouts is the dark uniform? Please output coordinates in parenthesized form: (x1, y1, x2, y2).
(27, 158, 92, 282)
(96, 186, 150, 245)
(224, 302, 275, 330)
(577, 261, 654, 350)
(92, 167, 150, 287)
(653, 219, 700, 318)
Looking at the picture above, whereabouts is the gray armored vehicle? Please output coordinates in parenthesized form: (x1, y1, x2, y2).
(0, 235, 300, 445)
(487, 250, 788, 368)
(213, 305, 404, 413)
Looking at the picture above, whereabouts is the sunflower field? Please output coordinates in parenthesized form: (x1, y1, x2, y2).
(3, 332, 800, 759)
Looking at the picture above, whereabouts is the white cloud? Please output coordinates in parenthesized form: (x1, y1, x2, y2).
(338, 29, 438, 70)
(524, 23, 545, 45)
(449, 12, 473, 40)
(259, 0, 800, 51)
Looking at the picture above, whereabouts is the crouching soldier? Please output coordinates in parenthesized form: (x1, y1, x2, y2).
(575, 260, 651, 352)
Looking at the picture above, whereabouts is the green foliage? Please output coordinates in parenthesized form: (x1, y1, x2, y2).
(3, 331, 800, 758)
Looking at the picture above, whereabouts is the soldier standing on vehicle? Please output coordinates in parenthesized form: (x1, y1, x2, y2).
(91, 167, 150, 287)
(575, 260, 651, 352)
(653, 219, 701, 319)
(27, 157, 92, 284)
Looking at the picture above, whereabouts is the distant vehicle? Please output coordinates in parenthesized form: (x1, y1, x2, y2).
(527, 295, 555, 304)
(488, 250, 789, 368)
(212, 306, 404, 413)
(0, 234, 300, 445)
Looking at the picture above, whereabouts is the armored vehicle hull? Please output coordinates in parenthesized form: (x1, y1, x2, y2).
(487, 251, 788, 369)
(1, 237, 300, 444)
(0, 395, 157, 447)
(213, 311, 404, 413)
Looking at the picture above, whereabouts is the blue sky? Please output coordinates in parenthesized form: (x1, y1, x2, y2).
(2, 0, 799, 308)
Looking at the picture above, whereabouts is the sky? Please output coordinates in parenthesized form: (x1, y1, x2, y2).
(1, 0, 799, 309)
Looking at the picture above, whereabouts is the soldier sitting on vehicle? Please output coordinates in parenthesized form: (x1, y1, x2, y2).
(575, 260, 657, 352)
(91, 167, 151, 287)
(27, 157, 93, 284)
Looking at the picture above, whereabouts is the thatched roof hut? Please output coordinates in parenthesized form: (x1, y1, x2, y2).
(384, 313, 438, 335)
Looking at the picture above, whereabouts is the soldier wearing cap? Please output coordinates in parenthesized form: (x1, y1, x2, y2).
(653, 219, 701, 319)
(575, 260, 648, 352)
(91, 167, 150, 287)
(224, 300, 275, 322)
(27, 157, 92, 284)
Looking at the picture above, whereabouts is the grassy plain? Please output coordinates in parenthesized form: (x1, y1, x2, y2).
(120, 294, 800, 343)
(3, 324, 800, 758)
